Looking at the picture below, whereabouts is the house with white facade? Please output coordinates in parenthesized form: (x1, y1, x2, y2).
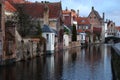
(42, 25, 56, 54)
(115, 26, 120, 38)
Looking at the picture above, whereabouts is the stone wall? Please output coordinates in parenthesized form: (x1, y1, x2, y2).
(111, 43, 120, 80)
(16, 38, 45, 61)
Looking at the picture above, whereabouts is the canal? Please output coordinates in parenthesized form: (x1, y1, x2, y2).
(0, 44, 113, 80)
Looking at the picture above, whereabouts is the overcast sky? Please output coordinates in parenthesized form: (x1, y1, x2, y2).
(28, 0, 120, 26)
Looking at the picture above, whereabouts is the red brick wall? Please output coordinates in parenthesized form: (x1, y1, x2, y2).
(88, 12, 102, 29)
(63, 13, 71, 27)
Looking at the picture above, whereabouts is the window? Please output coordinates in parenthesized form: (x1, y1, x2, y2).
(52, 34, 54, 44)
(81, 20, 85, 23)
(46, 34, 49, 43)
(86, 26, 88, 29)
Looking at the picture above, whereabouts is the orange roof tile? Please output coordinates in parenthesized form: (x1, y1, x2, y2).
(7, 0, 25, 3)
(77, 29, 83, 33)
(5, 1, 16, 12)
(77, 17, 90, 25)
(62, 9, 78, 17)
(62, 10, 71, 14)
(15, 2, 62, 18)
(115, 26, 120, 31)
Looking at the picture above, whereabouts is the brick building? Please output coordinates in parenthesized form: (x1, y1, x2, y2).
(13, 1, 63, 50)
(0, 0, 6, 64)
(0, 0, 17, 65)
(77, 17, 92, 44)
(62, 8, 78, 27)
(107, 20, 116, 37)
(88, 7, 104, 42)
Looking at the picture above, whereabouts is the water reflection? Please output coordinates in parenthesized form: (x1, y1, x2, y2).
(0, 44, 112, 80)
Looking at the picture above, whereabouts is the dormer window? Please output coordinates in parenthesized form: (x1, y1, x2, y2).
(81, 20, 85, 23)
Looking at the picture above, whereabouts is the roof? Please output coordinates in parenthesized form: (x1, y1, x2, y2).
(77, 29, 83, 33)
(7, 0, 25, 3)
(63, 25, 71, 34)
(88, 7, 102, 20)
(42, 25, 56, 33)
(62, 9, 78, 17)
(5, 1, 17, 12)
(77, 17, 90, 25)
(115, 26, 120, 31)
(77, 29, 92, 33)
(15, 2, 62, 18)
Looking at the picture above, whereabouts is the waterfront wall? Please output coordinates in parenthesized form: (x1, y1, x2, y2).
(111, 43, 120, 80)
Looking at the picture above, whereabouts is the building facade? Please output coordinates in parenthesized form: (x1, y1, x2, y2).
(62, 8, 78, 27)
(107, 20, 116, 37)
(77, 17, 91, 44)
(0, 0, 6, 64)
(88, 7, 104, 43)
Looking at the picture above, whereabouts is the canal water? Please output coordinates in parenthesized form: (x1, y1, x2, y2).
(0, 44, 112, 80)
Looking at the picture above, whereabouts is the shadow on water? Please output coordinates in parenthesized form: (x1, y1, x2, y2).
(0, 44, 112, 80)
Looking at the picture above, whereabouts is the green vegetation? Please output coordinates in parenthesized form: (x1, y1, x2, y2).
(17, 6, 31, 37)
(36, 21, 42, 38)
(72, 24, 77, 41)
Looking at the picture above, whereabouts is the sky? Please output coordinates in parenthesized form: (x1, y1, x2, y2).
(28, 0, 120, 26)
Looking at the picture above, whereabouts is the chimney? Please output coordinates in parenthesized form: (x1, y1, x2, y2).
(77, 10, 79, 17)
(103, 12, 105, 21)
(65, 7, 68, 11)
(43, 4, 49, 25)
(92, 6, 94, 11)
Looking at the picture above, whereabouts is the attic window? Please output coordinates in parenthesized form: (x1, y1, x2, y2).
(81, 20, 85, 23)
(111, 24, 113, 27)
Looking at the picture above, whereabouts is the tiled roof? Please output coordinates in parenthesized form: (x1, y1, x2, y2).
(77, 17, 90, 25)
(62, 10, 71, 14)
(42, 25, 55, 33)
(77, 29, 92, 33)
(77, 29, 83, 33)
(115, 26, 120, 31)
(63, 25, 71, 34)
(5, 1, 16, 12)
(15, 2, 62, 18)
(62, 9, 78, 17)
(88, 7, 102, 20)
(7, 0, 25, 3)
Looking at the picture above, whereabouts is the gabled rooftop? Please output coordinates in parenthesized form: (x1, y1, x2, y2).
(7, 0, 25, 4)
(42, 25, 56, 33)
(88, 6, 102, 20)
(14, 2, 62, 19)
(5, 1, 16, 12)
(77, 17, 90, 25)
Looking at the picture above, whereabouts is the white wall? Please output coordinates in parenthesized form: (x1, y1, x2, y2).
(80, 33, 86, 43)
(42, 33, 55, 51)
(63, 34, 69, 47)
